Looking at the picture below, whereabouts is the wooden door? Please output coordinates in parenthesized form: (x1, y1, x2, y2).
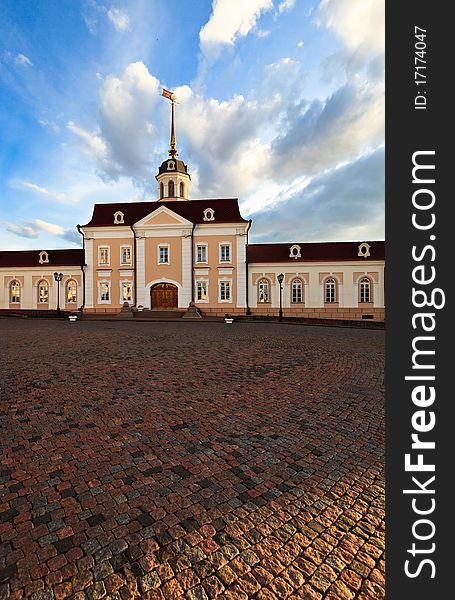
(151, 283, 178, 309)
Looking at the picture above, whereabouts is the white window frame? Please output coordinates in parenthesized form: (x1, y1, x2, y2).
(158, 244, 170, 265)
(10, 281, 21, 303)
(195, 280, 209, 303)
(38, 280, 49, 304)
(66, 280, 77, 304)
(203, 208, 215, 222)
(219, 242, 232, 263)
(120, 245, 132, 266)
(324, 277, 337, 304)
(196, 243, 208, 264)
(98, 281, 111, 304)
(359, 277, 372, 303)
(120, 280, 133, 304)
(39, 251, 49, 264)
(113, 211, 124, 225)
(219, 279, 232, 303)
(258, 278, 270, 303)
(291, 279, 303, 304)
(98, 246, 110, 266)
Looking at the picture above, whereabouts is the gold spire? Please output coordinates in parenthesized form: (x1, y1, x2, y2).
(162, 88, 178, 158)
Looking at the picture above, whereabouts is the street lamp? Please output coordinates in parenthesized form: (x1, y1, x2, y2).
(53, 272, 63, 315)
(277, 273, 284, 322)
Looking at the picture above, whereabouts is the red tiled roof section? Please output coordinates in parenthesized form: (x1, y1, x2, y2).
(247, 241, 385, 263)
(82, 199, 248, 226)
(0, 249, 85, 268)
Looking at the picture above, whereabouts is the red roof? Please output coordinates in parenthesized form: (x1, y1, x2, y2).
(0, 249, 85, 268)
(82, 199, 248, 227)
(247, 241, 385, 263)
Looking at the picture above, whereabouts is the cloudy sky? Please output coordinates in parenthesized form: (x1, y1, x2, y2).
(0, 0, 384, 249)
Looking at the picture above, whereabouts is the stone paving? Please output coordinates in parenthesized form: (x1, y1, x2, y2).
(0, 320, 385, 600)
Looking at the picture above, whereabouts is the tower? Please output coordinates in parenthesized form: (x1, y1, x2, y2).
(156, 89, 191, 201)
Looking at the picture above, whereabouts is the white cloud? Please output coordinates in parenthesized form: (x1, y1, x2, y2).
(278, 0, 295, 13)
(4, 222, 38, 239)
(106, 7, 130, 31)
(15, 53, 33, 67)
(316, 0, 384, 56)
(34, 219, 65, 236)
(14, 181, 71, 204)
(200, 0, 273, 58)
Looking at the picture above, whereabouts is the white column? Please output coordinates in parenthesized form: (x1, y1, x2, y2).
(23, 274, 33, 309)
(374, 282, 380, 307)
(181, 235, 192, 307)
(338, 283, 344, 307)
(136, 237, 146, 307)
(85, 238, 94, 308)
(308, 271, 322, 307)
(236, 235, 247, 308)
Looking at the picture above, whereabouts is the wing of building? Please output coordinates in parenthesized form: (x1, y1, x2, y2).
(0, 107, 385, 322)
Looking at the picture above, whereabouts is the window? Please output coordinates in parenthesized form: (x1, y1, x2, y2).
(98, 246, 110, 266)
(179, 182, 184, 197)
(292, 279, 303, 303)
(219, 281, 231, 302)
(10, 280, 20, 303)
(113, 211, 124, 224)
(158, 245, 169, 264)
(160, 182, 164, 199)
(121, 246, 132, 265)
(38, 281, 49, 303)
(203, 208, 215, 221)
(289, 245, 301, 259)
(196, 244, 207, 263)
(196, 281, 208, 302)
(359, 277, 371, 303)
(122, 281, 133, 303)
(39, 251, 49, 264)
(67, 280, 77, 303)
(220, 244, 231, 262)
(258, 279, 270, 303)
(325, 277, 337, 303)
(168, 180, 175, 197)
(99, 282, 110, 302)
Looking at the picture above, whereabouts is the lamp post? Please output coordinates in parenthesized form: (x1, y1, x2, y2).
(54, 272, 63, 315)
(277, 273, 284, 322)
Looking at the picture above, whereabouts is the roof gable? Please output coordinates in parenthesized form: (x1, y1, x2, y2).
(135, 205, 192, 227)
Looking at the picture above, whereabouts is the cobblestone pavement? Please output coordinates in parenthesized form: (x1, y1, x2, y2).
(0, 320, 385, 600)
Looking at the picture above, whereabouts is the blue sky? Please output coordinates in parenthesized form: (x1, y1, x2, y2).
(0, 0, 384, 249)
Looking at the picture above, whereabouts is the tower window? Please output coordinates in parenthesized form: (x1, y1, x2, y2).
(160, 182, 164, 199)
(179, 182, 184, 197)
(168, 180, 175, 197)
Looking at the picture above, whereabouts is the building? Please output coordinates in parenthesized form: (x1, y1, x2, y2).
(0, 96, 385, 322)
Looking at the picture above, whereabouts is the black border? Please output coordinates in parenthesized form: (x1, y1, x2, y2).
(386, 2, 451, 597)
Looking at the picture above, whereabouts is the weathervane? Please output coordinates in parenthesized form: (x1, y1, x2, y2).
(162, 88, 178, 158)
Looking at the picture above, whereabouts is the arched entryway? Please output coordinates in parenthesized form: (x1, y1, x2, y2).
(150, 283, 178, 309)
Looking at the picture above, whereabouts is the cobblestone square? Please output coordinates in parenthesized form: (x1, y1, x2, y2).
(0, 320, 385, 599)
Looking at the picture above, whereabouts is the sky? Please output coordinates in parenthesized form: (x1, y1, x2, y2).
(0, 0, 384, 249)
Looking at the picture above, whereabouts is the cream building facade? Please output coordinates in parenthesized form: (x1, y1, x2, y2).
(0, 109, 385, 322)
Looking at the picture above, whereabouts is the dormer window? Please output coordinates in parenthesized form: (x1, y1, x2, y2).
(289, 244, 301, 259)
(203, 208, 215, 222)
(358, 242, 371, 258)
(38, 251, 49, 264)
(114, 211, 124, 225)
(168, 161, 175, 170)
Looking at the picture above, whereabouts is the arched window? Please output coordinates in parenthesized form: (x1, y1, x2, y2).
(38, 280, 49, 303)
(168, 180, 175, 197)
(10, 280, 20, 303)
(66, 280, 77, 303)
(179, 182, 184, 197)
(325, 277, 337, 303)
(258, 279, 270, 303)
(160, 182, 164, 199)
(359, 277, 371, 303)
(291, 279, 303, 303)
(113, 211, 124, 224)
